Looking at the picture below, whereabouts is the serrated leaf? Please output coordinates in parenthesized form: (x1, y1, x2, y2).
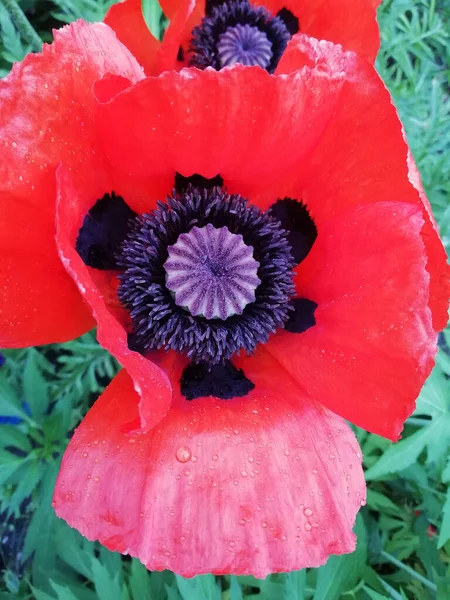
(365, 421, 444, 480)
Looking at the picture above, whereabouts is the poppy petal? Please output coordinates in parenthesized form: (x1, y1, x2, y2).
(157, 0, 198, 73)
(254, 0, 380, 62)
(0, 21, 144, 347)
(55, 167, 172, 431)
(104, 0, 160, 75)
(406, 151, 450, 333)
(276, 35, 449, 334)
(267, 201, 437, 441)
(53, 350, 365, 577)
(95, 64, 346, 206)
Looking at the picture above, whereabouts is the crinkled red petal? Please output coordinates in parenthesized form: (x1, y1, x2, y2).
(255, 0, 380, 62)
(53, 350, 365, 577)
(95, 64, 346, 198)
(104, 0, 160, 75)
(0, 21, 144, 347)
(55, 167, 172, 431)
(268, 201, 436, 441)
(276, 35, 449, 335)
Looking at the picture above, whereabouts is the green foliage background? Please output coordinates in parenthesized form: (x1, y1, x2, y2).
(0, 0, 449, 598)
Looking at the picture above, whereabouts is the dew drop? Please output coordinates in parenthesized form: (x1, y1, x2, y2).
(176, 446, 192, 463)
(303, 507, 313, 517)
(304, 522, 312, 531)
(261, 521, 268, 528)
(94, 476, 100, 483)
(284, 449, 290, 457)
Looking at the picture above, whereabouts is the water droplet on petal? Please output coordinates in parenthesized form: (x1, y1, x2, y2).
(94, 476, 100, 483)
(304, 522, 312, 531)
(176, 446, 192, 463)
(303, 507, 313, 517)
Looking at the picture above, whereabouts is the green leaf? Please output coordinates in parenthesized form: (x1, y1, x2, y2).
(313, 515, 367, 600)
(30, 586, 57, 600)
(283, 570, 306, 600)
(362, 587, 390, 600)
(365, 420, 446, 480)
(0, 425, 32, 452)
(128, 560, 152, 600)
(176, 575, 221, 600)
(142, 0, 163, 40)
(0, 372, 27, 419)
(229, 576, 243, 600)
(23, 350, 49, 419)
(438, 487, 450, 548)
(0, 449, 27, 486)
(50, 582, 80, 600)
(91, 557, 124, 600)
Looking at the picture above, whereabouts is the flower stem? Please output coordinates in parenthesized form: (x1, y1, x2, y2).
(1, 0, 42, 52)
(381, 551, 437, 593)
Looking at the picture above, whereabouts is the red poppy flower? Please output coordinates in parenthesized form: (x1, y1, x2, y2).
(106, 0, 383, 77)
(0, 21, 448, 577)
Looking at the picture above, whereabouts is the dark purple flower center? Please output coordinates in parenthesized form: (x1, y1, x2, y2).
(190, 0, 292, 73)
(217, 23, 273, 68)
(117, 186, 296, 366)
(164, 223, 261, 320)
(75, 180, 318, 400)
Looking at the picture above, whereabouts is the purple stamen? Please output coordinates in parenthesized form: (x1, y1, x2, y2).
(165, 223, 261, 320)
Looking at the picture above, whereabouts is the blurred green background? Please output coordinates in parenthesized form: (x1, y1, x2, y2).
(0, 0, 449, 598)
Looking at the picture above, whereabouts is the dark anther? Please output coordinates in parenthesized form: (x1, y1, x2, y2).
(267, 198, 317, 265)
(76, 193, 138, 270)
(205, 0, 228, 16)
(181, 361, 255, 400)
(285, 298, 318, 334)
(174, 172, 224, 192)
(276, 8, 299, 36)
(177, 46, 184, 62)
